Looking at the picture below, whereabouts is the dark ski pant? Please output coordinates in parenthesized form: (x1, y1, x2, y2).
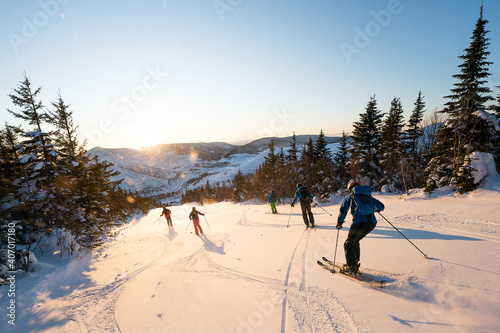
(300, 201, 314, 227)
(164, 215, 172, 227)
(344, 220, 376, 268)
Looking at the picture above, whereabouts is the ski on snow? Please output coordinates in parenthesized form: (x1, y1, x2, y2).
(317, 257, 387, 288)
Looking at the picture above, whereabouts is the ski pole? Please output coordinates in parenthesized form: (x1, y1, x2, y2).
(332, 228, 340, 272)
(287, 205, 293, 228)
(377, 212, 429, 259)
(186, 219, 191, 231)
(203, 215, 212, 231)
(319, 206, 332, 216)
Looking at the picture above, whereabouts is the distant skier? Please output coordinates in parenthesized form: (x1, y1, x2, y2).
(268, 190, 278, 214)
(161, 206, 173, 227)
(189, 207, 205, 235)
(336, 181, 385, 275)
(291, 183, 315, 229)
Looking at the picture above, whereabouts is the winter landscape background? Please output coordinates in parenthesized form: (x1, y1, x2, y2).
(2, 1, 500, 332)
(1, 142, 499, 332)
(87, 135, 341, 202)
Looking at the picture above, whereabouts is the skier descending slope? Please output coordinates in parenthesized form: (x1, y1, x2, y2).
(160, 206, 173, 227)
(189, 207, 205, 235)
(336, 181, 384, 275)
(291, 183, 315, 229)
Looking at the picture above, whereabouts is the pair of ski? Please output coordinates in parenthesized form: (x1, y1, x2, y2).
(317, 257, 387, 288)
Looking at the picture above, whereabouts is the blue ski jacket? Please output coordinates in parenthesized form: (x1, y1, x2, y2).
(337, 186, 384, 225)
(292, 186, 314, 206)
(268, 191, 277, 203)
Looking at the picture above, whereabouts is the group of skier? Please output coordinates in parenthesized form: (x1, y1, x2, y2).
(161, 179, 385, 277)
(160, 206, 206, 235)
(268, 181, 384, 276)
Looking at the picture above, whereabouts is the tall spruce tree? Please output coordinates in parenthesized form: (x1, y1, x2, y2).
(233, 169, 246, 202)
(380, 97, 406, 192)
(350, 96, 385, 188)
(426, 4, 494, 193)
(48, 91, 84, 159)
(287, 131, 299, 163)
(405, 91, 426, 189)
(332, 130, 351, 192)
(313, 130, 333, 196)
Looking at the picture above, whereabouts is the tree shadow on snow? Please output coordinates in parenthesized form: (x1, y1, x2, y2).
(9, 255, 97, 332)
(371, 225, 481, 241)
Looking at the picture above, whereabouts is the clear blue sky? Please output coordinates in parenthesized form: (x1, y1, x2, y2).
(1, 0, 499, 149)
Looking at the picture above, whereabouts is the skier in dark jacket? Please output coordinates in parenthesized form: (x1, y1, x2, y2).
(291, 183, 315, 229)
(268, 190, 278, 214)
(160, 206, 173, 227)
(189, 207, 205, 235)
(336, 181, 385, 275)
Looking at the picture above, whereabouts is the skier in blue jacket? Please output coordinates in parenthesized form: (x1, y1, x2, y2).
(291, 183, 315, 229)
(336, 181, 384, 275)
(268, 190, 278, 214)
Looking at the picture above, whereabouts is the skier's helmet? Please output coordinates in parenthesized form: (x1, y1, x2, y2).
(192, 207, 196, 211)
(347, 181, 359, 192)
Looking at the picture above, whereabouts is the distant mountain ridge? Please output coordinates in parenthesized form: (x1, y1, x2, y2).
(88, 135, 341, 201)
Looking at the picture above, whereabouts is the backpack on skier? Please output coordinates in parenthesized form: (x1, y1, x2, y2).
(352, 186, 376, 215)
(298, 186, 312, 203)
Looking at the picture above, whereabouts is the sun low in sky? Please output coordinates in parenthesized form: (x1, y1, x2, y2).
(1, 0, 499, 149)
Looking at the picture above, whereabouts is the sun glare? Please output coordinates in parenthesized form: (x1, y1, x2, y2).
(134, 131, 162, 149)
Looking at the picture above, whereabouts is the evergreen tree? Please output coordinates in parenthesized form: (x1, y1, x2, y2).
(5, 75, 59, 270)
(332, 130, 351, 192)
(350, 96, 385, 188)
(313, 130, 333, 197)
(233, 169, 246, 202)
(426, 5, 494, 193)
(287, 131, 299, 163)
(405, 91, 426, 189)
(48, 90, 84, 159)
(7, 73, 52, 159)
(314, 130, 332, 163)
(380, 97, 406, 192)
(298, 137, 315, 183)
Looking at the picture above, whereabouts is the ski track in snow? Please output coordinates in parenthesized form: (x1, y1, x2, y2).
(61, 243, 170, 332)
(8, 199, 500, 333)
(280, 229, 360, 333)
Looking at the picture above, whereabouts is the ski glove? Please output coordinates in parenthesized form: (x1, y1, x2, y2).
(336, 223, 343, 229)
(291, 203, 295, 208)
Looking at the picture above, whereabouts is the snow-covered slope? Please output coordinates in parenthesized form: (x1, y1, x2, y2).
(2, 169, 499, 332)
(4, 141, 499, 332)
(88, 135, 341, 199)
